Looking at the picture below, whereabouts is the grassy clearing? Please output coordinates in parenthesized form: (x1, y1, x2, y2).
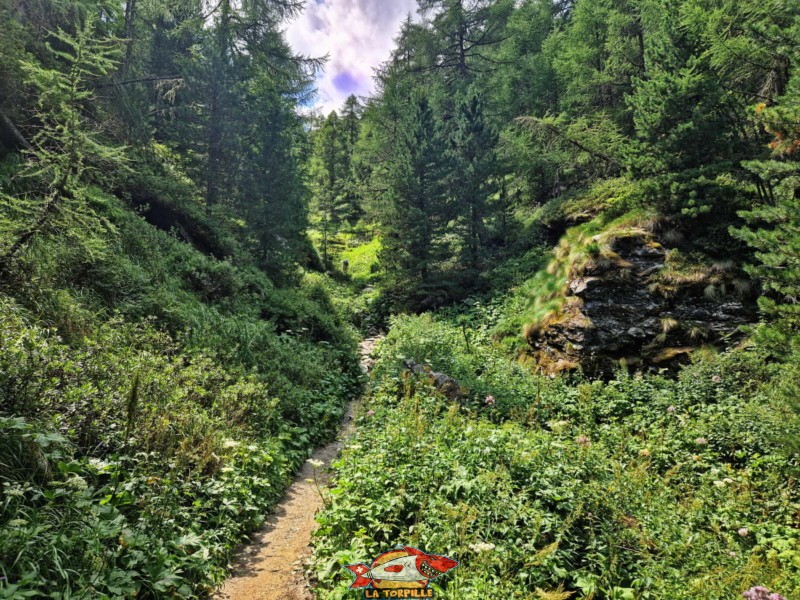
(341, 236, 381, 286)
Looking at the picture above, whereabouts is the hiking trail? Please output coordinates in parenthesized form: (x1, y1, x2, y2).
(213, 337, 380, 600)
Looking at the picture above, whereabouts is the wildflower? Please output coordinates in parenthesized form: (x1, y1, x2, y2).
(667, 405, 676, 413)
(695, 437, 709, 446)
(723, 477, 734, 484)
(7, 519, 27, 527)
(307, 459, 324, 468)
(66, 476, 88, 490)
(639, 448, 651, 457)
(4, 486, 24, 498)
(223, 440, 240, 449)
(729, 551, 737, 557)
(738, 528, 749, 537)
(742, 586, 786, 600)
(713, 480, 726, 487)
(692, 454, 701, 461)
(365, 410, 376, 417)
(575, 435, 591, 448)
(712, 375, 722, 383)
(484, 395, 496, 406)
(469, 542, 496, 553)
(88, 458, 111, 470)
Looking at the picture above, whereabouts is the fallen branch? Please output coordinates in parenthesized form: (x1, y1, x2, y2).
(96, 75, 183, 89)
(516, 116, 620, 166)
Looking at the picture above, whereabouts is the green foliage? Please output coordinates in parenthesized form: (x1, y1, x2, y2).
(0, 15, 125, 268)
(732, 160, 800, 322)
(0, 263, 360, 597)
(311, 313, 800, 600)
(375, 94, 453, 307)
(340, 236, 382, 286)
(2, 0, 800, 598)
(450, 92, 499, 272)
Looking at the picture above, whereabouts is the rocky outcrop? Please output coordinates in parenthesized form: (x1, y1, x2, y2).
(403, 359, 469, 401)
(526, 234, 755, 376)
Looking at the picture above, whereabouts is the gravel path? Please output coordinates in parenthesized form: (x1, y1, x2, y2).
(212, 337, 380, 600)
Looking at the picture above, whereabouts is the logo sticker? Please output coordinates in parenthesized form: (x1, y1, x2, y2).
(344, 546, 459, 598)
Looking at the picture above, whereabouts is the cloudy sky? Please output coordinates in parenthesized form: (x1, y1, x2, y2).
(285, 0, 418, 115)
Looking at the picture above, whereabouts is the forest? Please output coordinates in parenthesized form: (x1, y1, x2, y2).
(0, 0, 798, 598)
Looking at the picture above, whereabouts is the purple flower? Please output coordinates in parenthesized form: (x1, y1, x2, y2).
(742, 586, 785, 600)
(712, 375, 723, 383)
(575, 435, 591, 448)
(667, 405, 676, 413)
(738, 527, 749, 537)
(366, 410, 375, 417)
(484, 395, 496, 406)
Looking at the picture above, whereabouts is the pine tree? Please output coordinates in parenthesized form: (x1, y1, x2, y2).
(0, 15, 125, 274)
(450, 92, 498, 273)
(310, 111, 349, 267)
(339, 94, 364, 223)
(377, 95, 451, 300)
(417, 0, 513, 83)
(241, 67, 312, 271)
(732, 160, 800, 325)
(731, 60, 800, 331)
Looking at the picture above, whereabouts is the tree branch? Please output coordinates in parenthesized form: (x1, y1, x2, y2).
(96, 75, 183, 89)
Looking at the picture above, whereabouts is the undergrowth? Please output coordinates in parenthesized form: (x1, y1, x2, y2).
(0, 186, 362, 597)
(310, 314, 800, 600)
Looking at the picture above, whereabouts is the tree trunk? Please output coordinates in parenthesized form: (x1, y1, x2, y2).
(122, 0, 138, 78)
(205, 0, 231, 206)
(206, 87, 222, 205)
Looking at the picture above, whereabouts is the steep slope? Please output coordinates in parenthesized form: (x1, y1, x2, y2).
(0, 169, 361, 597)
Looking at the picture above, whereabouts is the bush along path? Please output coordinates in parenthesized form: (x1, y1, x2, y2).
(309, 316, 800, 600)
(213, 337, 382, 600)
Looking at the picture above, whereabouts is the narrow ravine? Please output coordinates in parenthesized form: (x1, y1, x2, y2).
(213, 337, 380, 600)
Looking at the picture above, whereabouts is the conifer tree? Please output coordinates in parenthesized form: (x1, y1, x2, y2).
(310, 111, 349, 267)
(417, 0, 513, 83)
(377, 95, 451, 300)
(731, 59, 800, 332)
(450, 92, 498, 272)
(339, 94, 364, 222)
(0, 16, 125, 273)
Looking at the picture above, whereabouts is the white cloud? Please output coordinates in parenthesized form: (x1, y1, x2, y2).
(285, 0, 418, 115)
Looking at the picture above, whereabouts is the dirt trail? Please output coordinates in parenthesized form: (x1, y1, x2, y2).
(213, 337, 380, 600)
